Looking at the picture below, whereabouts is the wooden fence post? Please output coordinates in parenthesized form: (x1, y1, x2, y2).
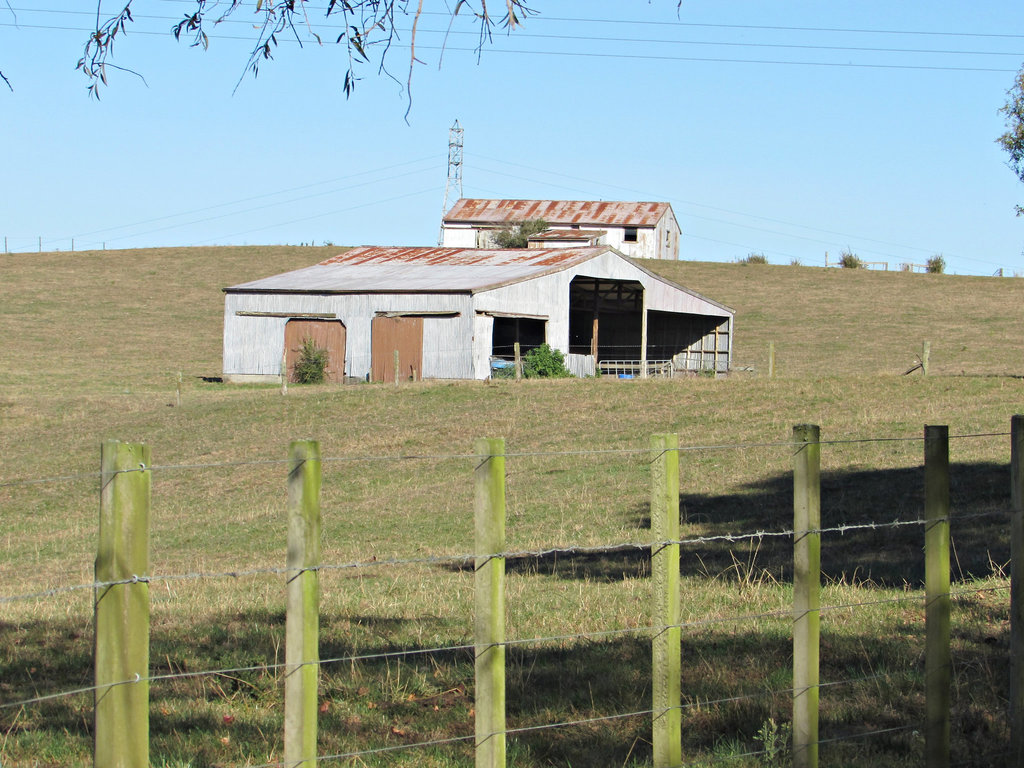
(768, 341, 776, 379)
(285, 440, 322, 768)
(394, 349, 401, 386)
(1012, 415, 1024, 765)
(513, 342, 523, 381)
(281, 346, 288, 396)
(95, 440, 151, 768)
(792, 424, 821, 768)
(922, 342, 931, 377)
(475, 437, 506, 768)
(650, 434, 682, 768)
(925, 425, 951, 768)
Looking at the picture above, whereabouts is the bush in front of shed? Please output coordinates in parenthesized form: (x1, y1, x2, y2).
(293, 337, 329, 384)
(523, 343, 571, 378)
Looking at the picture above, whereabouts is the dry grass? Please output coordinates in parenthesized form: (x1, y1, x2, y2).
(1, 247, 1021, 766)
(656, 260, 1024, 377)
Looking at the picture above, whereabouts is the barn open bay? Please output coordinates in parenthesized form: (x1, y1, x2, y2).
(2, 246, 1022, 765)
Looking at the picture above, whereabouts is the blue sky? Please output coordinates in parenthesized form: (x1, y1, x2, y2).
(3, 1, 1024, 275)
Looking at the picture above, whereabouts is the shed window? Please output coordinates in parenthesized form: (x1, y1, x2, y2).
(624, 227, 638, 243)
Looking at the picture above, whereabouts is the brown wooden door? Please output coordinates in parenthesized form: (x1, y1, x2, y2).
(284, 319, 346, 383)
(371, 316, 423, 382)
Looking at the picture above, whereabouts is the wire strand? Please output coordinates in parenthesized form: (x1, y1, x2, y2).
(1, 428, 1011, 488)
(9, 510, 1014, 605)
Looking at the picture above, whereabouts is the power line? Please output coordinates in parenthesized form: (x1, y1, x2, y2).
(423, 44, 1018, 74)
(89, 168, 439, 247)
(529, 16, 1024, 41)
(187, 186, 438, 246)
(25, 4, 1024, 42)
(467, 154, 1019, 270)
(3, 21, 1018, 74)
(14, 9, 1024, 58)
(59, 155, 441, 242)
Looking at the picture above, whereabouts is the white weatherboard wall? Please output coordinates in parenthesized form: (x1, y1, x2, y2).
(579, 209, 679, 261)
(443, 209, 681, 260)
(440, 225, 477, 248)
(443, 223, 676, 260)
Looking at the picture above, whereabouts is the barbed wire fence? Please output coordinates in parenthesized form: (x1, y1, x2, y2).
(1, 423, 1022, 767)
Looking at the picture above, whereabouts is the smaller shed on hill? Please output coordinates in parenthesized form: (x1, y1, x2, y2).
(441, 199, 682, 260)
(222, 245, 732, 383)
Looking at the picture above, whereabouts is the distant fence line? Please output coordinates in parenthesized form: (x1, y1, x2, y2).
(2, 236, 107, 253)
(3, 421, 1024, 767)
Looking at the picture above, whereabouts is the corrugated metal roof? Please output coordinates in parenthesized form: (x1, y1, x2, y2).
(225, 246, 612, 294)
(444, 199, 671, 228)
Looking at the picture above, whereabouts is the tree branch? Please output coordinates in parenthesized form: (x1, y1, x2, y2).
(73, 1, 536, 105)
(405, 0, 425, 120)
(78, 3, 135, 96)
(998, 66, 1024, 213)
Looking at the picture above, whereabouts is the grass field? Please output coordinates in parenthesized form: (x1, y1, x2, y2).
(2, 247, 1023, 766)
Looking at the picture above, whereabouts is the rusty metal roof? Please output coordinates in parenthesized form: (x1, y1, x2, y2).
(444, 199, 672, 228)
(225, 245, 614, 293)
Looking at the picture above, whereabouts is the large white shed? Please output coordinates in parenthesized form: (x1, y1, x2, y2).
(222, 245, 733, 383)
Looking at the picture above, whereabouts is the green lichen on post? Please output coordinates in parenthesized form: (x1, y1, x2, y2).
(650, 434, 681, 768)
(474, 437, 506, 768)
(95, 440, 151, 768)
(285, 440, 322, 768)
(924, 425, 951, 768)
(792, 424, 820, 768)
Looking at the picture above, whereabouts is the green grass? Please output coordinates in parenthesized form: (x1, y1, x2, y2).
(1, 247, 1022, 766)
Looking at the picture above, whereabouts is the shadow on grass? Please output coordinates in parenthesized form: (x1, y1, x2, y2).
(0, 462, 1012, 765)
(0, 602, 1011, 767)
(451, 461, 1010, 588)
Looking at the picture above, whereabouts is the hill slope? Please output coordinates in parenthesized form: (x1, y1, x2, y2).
(1, 246, 1019, 396)
(1, 246, 1021, 768)
(648, 260, 1023, 378)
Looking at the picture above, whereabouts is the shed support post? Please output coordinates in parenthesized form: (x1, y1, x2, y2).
(640, 294, 648, 378)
